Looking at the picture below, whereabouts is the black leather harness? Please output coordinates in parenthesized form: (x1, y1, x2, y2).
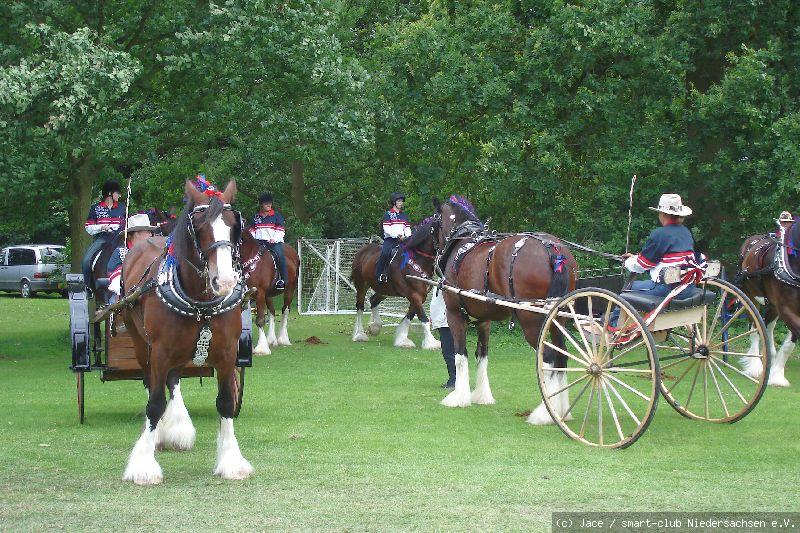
(155, 258, 247, 321)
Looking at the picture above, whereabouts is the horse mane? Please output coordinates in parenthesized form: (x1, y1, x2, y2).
(404, 216, 434, 250)
(447, 195, 480, 222)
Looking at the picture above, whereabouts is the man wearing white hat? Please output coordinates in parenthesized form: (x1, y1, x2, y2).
(106, 213, 159, 300)
(620, 193, 697, 299)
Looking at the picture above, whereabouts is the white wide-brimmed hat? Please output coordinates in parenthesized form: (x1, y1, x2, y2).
(779, 211, 794, 223)
(649, 193, 692, 217)
(126, 213, 159, 233)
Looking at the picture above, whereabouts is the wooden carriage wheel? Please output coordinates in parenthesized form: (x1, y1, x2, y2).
(76, 372, 85, 424)
(536, 288, 660, 448)
(657, 278, 769, 423)
(232, 366, 245, 418)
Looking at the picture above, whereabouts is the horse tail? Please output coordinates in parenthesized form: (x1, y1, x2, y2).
(547, 244, 570, 299)
(351, 247, 366, 282)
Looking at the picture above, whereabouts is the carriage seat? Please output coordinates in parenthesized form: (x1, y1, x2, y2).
(620, 289, 716, 313)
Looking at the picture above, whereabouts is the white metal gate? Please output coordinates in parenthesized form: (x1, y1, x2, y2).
(297, 238, 430, 317)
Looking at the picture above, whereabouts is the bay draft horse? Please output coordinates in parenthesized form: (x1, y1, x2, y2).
(239, 231, 299, 355)
(738, 222, 800, 387)
(121, 180, 253, 484)
(433, 196, 578, 425)
(350, 218, 441, 350)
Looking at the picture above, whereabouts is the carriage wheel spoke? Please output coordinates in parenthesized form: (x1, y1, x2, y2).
(709, 358, 748, 404)
(710, 305, 747, 344)
(666, 358, 698, 395)
(603, 339, 646, 367)
(660, 356, 693, 371)
(601, 379, 625, 442)
(604, 378, 641, 426)
(708, 361, 730, 417)
(546, 374, 590, 400)
(709, 349, 762, 358)
(703, 362, 710, 419)
(710, 356, 760, 384)
(684, 362, 703, 410)
(603, 367, 653, 374)
(597, 377, 604, 446)
(563, 379, 592, 419)
(708, 329, 757, 350)
(569, 302, 595, 359)
(579, 380, 597, 439)
(552, 320, 592, 363)
(544, 341, 589, 367)
(707, 294, 727, 342)
(702, 299, 708, 343)
(605, 373, 651, 401)
(598, 300, 612, 357)
(655, 344, 692, 353)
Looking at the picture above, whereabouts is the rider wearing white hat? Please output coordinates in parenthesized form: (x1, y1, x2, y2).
(778, 210, 794, 231)
(620, 193, 697, 298)
(106, 213, 158, 299)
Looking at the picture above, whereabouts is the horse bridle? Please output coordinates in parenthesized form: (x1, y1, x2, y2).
(187, 203, 244, 268)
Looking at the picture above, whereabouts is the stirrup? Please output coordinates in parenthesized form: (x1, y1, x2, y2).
(378, 273, 388, 283)
(275, 279, 285, 290)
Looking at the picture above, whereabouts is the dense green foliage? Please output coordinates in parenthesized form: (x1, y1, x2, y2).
(2, 0, 799, 265)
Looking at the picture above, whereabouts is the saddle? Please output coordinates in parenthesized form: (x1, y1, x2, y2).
(242, 244, 283, 284)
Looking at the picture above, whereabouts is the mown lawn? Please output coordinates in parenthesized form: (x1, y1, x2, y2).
(1, 294, 799, 531)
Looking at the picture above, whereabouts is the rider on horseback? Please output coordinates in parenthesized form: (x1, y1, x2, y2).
(81, 180, 126, 292)
(106, 213, 158, 301)
(250, 192, 288, 290)
(376, 192, 411, 283)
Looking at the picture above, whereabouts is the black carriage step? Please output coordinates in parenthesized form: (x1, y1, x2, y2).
(620, 289, 716, 313)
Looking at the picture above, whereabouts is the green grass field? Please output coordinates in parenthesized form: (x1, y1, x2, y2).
(1, 294, 799, 531)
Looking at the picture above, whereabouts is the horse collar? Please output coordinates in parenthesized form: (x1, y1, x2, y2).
(155, 258, 246, 321)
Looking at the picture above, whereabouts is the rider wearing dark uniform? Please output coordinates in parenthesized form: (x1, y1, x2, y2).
(249, 192, 287, 290)
(82, 181, 126, 292)
(376, 192, 411, 283)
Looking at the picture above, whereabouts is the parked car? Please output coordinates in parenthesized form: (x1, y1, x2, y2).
(0, 245, 69, 298)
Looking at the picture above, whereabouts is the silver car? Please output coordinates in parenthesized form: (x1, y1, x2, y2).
(0, 245, 69, 298)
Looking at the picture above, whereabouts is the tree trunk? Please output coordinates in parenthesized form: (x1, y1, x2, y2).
(68, 157, 98, 272)
(291, 159, 308, 223)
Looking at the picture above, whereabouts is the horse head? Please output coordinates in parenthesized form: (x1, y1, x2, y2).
(432, 195, 481, 251)
(183, 179, 242, 296)
(404, 217, 437, 257)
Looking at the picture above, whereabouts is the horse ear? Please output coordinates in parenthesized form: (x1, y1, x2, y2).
(221, 180, 237, 204)
(432, 197, 442, 212)
(184, 180, 203, 203)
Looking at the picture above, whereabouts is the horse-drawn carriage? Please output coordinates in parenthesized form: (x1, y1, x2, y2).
(405, 195, 771, 449)
(413, 255, 770, 448)
(67, 271, 253, 423)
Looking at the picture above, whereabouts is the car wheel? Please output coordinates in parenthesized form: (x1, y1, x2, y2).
(20, 280, 35, 298)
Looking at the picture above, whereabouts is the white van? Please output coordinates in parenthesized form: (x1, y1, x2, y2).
(0, 245, 69, 298)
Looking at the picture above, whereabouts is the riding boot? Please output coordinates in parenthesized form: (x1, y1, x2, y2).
(376, 238, 398, 282)
(82, 234, 109, 292)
